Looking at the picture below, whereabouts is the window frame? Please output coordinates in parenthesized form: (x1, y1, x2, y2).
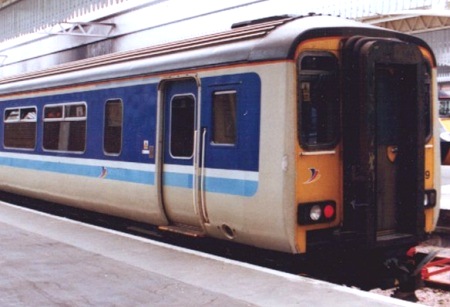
(42, 102, 87, 153)
(211, 90, 237, 147)
(103, 98, 123, 156)
(169, 94, 196, 159)
(423, 60, 432, 143)
(297, 51, 340, 151)
(3, 106, 37, 150)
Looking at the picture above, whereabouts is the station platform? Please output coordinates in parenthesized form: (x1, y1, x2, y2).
(441, 165, 450, 210)
(0, 201, 417, 306)
(442, 184, 450, 210)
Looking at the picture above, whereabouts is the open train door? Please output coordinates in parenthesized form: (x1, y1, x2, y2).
(156, 77, 207, 236)
(342, 37, 425, 248)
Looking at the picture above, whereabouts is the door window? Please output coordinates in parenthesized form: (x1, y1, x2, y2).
(170, 95, 195, 158)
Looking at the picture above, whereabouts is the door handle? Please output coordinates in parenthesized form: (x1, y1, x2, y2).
(200, 128, 209, 223)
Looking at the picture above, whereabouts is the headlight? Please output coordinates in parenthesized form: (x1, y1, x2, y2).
(298, 201, 336, 225)
(310, 205, 322, 221)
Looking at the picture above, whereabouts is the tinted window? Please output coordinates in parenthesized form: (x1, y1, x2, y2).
(104, 99, 123, 155)
(298, 54, 339, 149)
(43, 103, 86, 152)
(170, 95, 195, 157)
(423, 62, 432, 141)
(213, 91, 237, 145)
(4, 107, 37, 149)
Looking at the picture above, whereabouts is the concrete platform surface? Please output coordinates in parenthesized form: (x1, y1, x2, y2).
(441, 166, 450, 210)
(0, 201, 417, 306)
(441, 184, 450, 210)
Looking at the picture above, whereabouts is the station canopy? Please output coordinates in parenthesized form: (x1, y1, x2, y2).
(0, 0, 449, 42)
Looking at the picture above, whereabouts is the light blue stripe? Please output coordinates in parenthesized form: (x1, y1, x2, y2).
(205, 176, 258, 196)
(163, 172, 194, 189)
(0, 156, 154, 185)
(162, 172, 258, 196)
(0, 156, 258, 196)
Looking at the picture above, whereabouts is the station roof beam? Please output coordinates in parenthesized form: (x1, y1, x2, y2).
(361, 10, 450, 34)
(46, 21, 115, 38)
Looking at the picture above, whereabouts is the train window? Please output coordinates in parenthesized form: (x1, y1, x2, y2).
(104, 99, 123, 155)
(298, 53, 339, 149)
(44, 105, 63, 118)
(301, 55, 337, 71)
(423, 61, 432, 142)
(4, 107, 37, 149)
(170, 95, 195, 158)
(212, 91, 237, 145)
(440, 98, 450, 117)
(43, 102, 87, 152)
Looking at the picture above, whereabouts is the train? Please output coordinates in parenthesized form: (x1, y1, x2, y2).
(0, 14, 440, 259)
(439, 89, 450, 164)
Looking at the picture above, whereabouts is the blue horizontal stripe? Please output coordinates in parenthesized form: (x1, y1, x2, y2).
(163, 172, 194, 189)
(163, 172, 258, 196)
(205, 176, 258, 196)
(0, 156, 154, 185)
(0, 155, 258, 196)
(102, 167, 154, 185)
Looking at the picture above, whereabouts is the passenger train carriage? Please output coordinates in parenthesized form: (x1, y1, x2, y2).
(0, 14, 440, 256)
(439, 89, 450, 164)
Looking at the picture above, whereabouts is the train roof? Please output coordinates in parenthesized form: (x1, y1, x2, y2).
(0, 14, 436, 96)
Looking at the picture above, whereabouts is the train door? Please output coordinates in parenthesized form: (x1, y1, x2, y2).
(158, 78, 205, 231)
(342, 38, 425, 246)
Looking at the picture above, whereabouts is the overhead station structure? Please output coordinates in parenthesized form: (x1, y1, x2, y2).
(0, 0, 450, 84)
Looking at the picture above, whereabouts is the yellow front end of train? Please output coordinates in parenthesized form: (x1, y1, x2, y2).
(294, 36, 439, 253)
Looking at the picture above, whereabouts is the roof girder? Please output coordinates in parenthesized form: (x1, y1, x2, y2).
(362, 10, 450, 34)
(46, 21, 115, 37)
(372, 15, 450, 33)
